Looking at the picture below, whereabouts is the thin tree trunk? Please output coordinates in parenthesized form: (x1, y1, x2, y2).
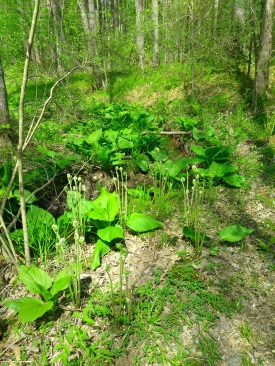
(0, 56, 12, 148)
(253, 0, 275, 109)
(78, 0, 104, 88)
(152, 0, 159, 67)
(49, 0, 66, 72)
(189, 1, 195, 97)
(18, 0, 41, 266)
(0, 56, 10, 127)
(213, 0, 219, 36)
(111, 0, 119, 29)
(135, 0, 144, 70)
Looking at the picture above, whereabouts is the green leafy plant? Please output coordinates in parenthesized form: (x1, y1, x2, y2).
(191, 145, 245, 187)
(36, 145, 80, 170)
(218, 225, 254, 242)
(57, 175, 163, 271)
(5, 265, 71, 323)
(87, 186, 163, 270)
(10, 205, 56, 266)
(52, 324, 113, 365)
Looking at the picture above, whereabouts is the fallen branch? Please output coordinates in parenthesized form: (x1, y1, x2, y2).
(141, 130, 192, 136)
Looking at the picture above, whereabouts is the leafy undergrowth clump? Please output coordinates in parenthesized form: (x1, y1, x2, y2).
(1, 65, 275, 365)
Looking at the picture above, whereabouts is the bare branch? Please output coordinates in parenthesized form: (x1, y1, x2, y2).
(141, 130, 192, 136)
(7, 174, 57, 232)
(23, 65, 78, 151)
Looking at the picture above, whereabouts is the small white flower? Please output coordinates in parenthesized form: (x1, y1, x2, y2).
(73, 220, 78, 228)
(59, 238, 66, 245)
(52, 224, 58, 232)
(67, 173, 71, 180)
(79, 236, 85, 244)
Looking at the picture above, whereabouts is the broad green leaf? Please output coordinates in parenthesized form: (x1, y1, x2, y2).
(91, 239, 112, 270)
(18, 298, 54, 323)
(219, 225, 254, 242)
(209, 162, 238, 178)
(88, 207, 109, 221)
(0, 159, 12, 187)
(194, 168, 209, 177)
(149, 148, 168, 162)
(117, 137, 133, 149)
(27, 206, 55, 229)
(103, 129, 119, 143)
(205, 125, 216, 139)
(13, 189, 36, 203)
(136, 154, 150, 172)
(222, 174, 245, 187)
(183, 226, 196, 242)
(183, 226, 209, 243)
(191, 145, 206, 158)
(175, 116, 198, 131)
(85, 129, 102, 145)
(56, 155, 80, 169)
(205, 146, 234, 163)
(164, 158, 193, 177)
(126, 213, 163, 232)
(92, 187, 119, 221)
(192, 127, 206, 141)
(36, 145, 58, 159)
(110, 152, 126, 165)
(5, 297, 33, 312)
(97, 225, 124, 242)
(50, 270, 71, 298)
(19, 266, 52, 295)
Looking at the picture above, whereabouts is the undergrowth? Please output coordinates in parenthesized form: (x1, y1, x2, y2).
(1, 63, 275, 365)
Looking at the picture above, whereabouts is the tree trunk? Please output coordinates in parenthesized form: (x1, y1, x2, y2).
(18, 0, 41, 266)
(111, 0, 119, 29)
(48, 0, 66, 72)
(0, 56, 12, 149)
(152, 0, 159, 67)
(78, 0, 104, 89)
(0, 57, 10, 127)
(253, 0, 275, 109)
(135, 0, 144, 70)
(213, 0, 219, 36)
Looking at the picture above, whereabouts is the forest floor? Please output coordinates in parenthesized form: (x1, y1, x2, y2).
(0, 73, 275, 365)
(1, 139, 275, 366)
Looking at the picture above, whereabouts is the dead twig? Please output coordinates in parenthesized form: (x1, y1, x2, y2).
(141, 130, 192, 136)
